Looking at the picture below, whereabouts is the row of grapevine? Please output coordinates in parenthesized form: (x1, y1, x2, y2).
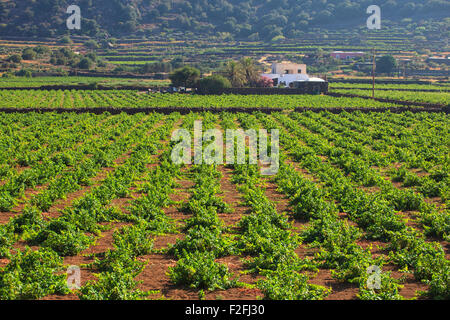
(332, 89, 450, 106)
(0, 90, 409, 109)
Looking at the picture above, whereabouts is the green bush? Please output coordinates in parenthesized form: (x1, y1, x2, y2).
(0, 224, 14, 258)
(196, 75, 231, 91)
(168, 251, 237, 291)
(169, 226, 234, 258)
(22, 48, 37, 60)
(258, 266, 330, 300)
(8, 54, 22, 63)
(79, 271, 150, 300)
(112, 223, 154, 257)
(0, 248, 69, 299)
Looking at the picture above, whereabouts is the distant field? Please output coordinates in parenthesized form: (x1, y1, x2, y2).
(332, 89, 450, 105)
(329, 83, 450, 91)
(0, 77, 170, 88)
(100, 55, 159, 60)
(106, 61, 157, 65)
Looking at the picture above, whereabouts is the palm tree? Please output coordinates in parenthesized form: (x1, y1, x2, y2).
(239, 57, 260, 87)
(224, 61, 246, 87)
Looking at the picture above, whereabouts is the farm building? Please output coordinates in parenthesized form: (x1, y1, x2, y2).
(261, 62, 326, 88)
(426, 56, 450, 66)
(330, 51, 365, 60)
(271, 62, 307, 74)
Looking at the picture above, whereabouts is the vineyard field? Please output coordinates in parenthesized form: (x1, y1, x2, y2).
(329, 83, 450, 91)
(332, 89, 450, 106)
(0, 110, 448, 300)
(0, 90, 412, 109)
(0, 77, 170, 88)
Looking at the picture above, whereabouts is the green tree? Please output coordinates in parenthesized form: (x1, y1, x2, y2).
(169, 66, 201, 88)
(224, 61, 246, 87)
(60, 36, 73, 44)
(84, 40, 99, 50)
(86, 52, 97, 62)
(196, 75, 231, 91)
(376, 55, 398, 75)
(78, 58, 94, 70)
(15, 69, 32, 77)
(34, 45, 50, 55)
(22, 48, 37, 60)
(8, 54, 22, 63)
(239, 57, 260, 87)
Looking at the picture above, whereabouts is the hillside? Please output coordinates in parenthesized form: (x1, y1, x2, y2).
(0, 0, 449, 40)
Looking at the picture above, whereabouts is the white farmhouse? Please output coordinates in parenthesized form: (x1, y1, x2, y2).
(261, 62, 325, 87)
(271, 62, 307, 74)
